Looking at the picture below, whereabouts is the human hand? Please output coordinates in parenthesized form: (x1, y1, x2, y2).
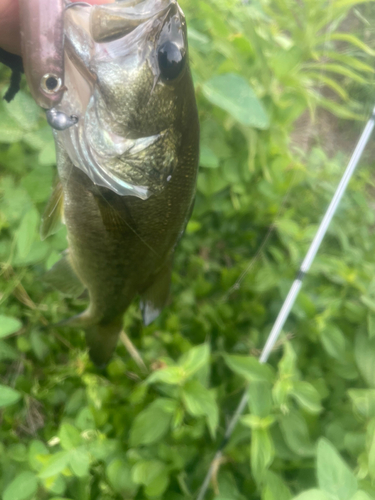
(0, 0, 113, 55)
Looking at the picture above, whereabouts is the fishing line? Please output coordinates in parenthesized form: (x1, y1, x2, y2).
(196, 105, 375, 500)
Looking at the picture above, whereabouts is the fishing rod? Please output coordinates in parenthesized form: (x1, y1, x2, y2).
(196, 105, 375, 500)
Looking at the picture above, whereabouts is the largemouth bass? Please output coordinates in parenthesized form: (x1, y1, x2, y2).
(41, 0, 199, 366)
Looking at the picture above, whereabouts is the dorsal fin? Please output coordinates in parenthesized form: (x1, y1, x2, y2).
(40, 182, 64, 241)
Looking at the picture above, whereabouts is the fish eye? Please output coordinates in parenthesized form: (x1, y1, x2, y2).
(157, 41, 186, 81)
(40, 74, 62, 94)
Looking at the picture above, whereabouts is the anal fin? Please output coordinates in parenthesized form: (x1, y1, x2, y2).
(43, 253, 86, 298)
(40, 182, 64, 240)
(140, 260, 173, 326)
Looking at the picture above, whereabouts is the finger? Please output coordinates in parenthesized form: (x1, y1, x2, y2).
(0, 0, 20, 55)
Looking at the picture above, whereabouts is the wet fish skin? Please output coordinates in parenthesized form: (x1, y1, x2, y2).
(46, 1, 199, 366)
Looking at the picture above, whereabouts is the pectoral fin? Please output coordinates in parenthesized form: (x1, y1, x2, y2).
(140, 260, 173, 326)
(95, 195, 128, 232)
(43, 253, 85, 298)
(40, 182, 64, 240)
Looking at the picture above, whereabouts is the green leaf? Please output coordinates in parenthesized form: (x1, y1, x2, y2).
(41, 475, 66, 495)
(318, 97, 363, 120)
(58, 423, 82, 451)
(182, 379, 218, 437)
(291, 381, 322, 414)
(75, 407, 95, 431)
(68, 447, 90, 477)
(132, 460, 166, 486)
(251, 427, 274, 484)
(144, 467, 169, 497)
(350, 492, 372, 500)
(278, 342, 297, 378)
(200, 145, 220, 168)
(355, 334, 375, 387)
(4, 90, 40, 131)
(16, 207, 39, 260)
(317, 438, 357, 500)
(302, 72, 349, 101)
(292, 491, 329, 500)
(348, 389, 375, 419)
(367, 420, 375, 481)
(30, 330, 49, 361)
(146, 366, 185, 385)
(247, 381, 273, 417)
(305, 63, 366, 83)
(224, 354, 274, 383)
(8, 443, 27, 462)
(89, 438, 119, 461)
(368, 313, 375, 339)
(0, 112, 24, 143)
(197, 169, 229, 196)
(130, 398, 176, 446)
(49, 498, 73, 500)
(0, 315, 22, 338)
(20, 162, 54, 204)
(106, 458, 138, 495)
(0, 384, 22, 408)
(3, 471, 38, 500)
(202, 73, 270, 129)
(242, 414, 275, 430)
(320, 325, 347, 360)
(23, 125, 53, 151)
(179, 343, 210, 378)
(327, 33, 375, 56)
(0, 340, 18, 361)
(38, 140, 57, 167)
(280, 410, 314, 457)
(28, 440, 49, 472)
(38, 451, 71, 479)
(263, 471, 292, 500)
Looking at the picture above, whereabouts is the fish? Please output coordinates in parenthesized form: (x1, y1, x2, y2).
(41, 0, 200, 367)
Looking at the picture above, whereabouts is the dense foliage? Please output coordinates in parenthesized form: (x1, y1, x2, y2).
(1, 0, 375, 499)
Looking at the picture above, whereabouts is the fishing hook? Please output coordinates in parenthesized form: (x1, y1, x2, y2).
(19, 0, 90, 129)
(19, 0, 65, 109)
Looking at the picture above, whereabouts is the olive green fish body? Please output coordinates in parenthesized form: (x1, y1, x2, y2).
(44, 0, 199, 365)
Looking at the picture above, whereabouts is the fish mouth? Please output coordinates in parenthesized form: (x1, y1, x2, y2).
(89, 0, 186, 68)
(90, 0, 175, 43)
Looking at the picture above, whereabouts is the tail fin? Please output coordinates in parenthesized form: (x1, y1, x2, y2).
(84, 316, 123, 368)
(53, 312, 123, 367)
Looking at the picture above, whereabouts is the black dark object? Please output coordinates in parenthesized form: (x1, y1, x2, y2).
(45, 76, 59, 91)
(158, 41, 185, 81)
(0, 48, 24, 102)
